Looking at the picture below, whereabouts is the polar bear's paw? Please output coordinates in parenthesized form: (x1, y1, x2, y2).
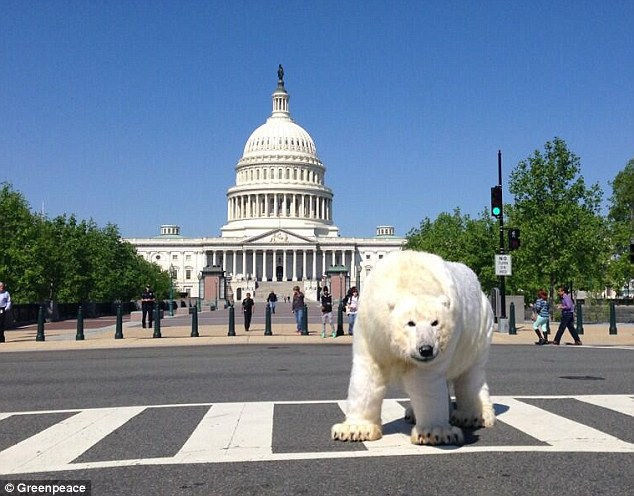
(404, 406, 416, 424)
(450, 403, 496, 429)
(411, 424, 464, 446)
(331, 421, 382, 442)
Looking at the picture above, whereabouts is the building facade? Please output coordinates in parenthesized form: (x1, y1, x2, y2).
(126, 70, 405, 300)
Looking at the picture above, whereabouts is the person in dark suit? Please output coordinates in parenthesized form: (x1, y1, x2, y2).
(141, 285, 155, 329)
(242, 292, 254, 331)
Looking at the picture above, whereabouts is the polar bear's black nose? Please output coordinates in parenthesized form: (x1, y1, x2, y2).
(418, 345, 434, 358)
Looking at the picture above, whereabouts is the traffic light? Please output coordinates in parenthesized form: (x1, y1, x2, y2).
(491, 186, 503, 218)
(508, 228, 520, 251)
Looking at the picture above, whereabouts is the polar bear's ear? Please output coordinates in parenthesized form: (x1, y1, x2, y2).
(438, 295, 451, 309)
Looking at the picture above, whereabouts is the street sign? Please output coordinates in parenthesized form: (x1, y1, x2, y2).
(495, 254, 512, 276)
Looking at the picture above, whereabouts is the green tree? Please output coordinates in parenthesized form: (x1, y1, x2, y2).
(507, 137, 608, 298)
(406, 208, 498, 292)
(606, 159, 634, 293)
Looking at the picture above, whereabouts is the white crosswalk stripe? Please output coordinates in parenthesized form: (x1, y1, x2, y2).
(0, 395, 631, 475)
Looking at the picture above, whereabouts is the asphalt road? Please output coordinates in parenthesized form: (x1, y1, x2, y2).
(0, 345, 632, 496)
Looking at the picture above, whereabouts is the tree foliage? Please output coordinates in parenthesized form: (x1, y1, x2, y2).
(506, 138, 607, 297)
(606, 159, 634, 291)
(0, 183, 170, 303)
(406, 208, 498, 292)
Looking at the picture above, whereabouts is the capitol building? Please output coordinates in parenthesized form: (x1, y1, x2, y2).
(126, 68, 405, 301)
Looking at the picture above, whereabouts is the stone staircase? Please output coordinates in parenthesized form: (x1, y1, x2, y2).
(253, 281, 299, 301)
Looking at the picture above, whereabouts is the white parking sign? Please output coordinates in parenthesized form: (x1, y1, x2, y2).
(495, 254, 512, 276)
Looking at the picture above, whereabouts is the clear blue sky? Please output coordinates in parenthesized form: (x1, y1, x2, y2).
(2, 1, 632, 239)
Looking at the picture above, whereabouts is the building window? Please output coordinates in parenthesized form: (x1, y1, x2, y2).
(186, 269, 192, 280)
(186, 255, 191, 261)
(155, 255, 160, 260)
(379, 255, 384, 259)
(366, 254, 370, 259)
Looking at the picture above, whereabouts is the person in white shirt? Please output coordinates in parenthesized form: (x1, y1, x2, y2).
(0, 282, 12, 343)
(345, 287, 359, 336)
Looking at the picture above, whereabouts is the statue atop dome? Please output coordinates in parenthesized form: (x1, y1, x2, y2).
(277, 64, 284, 85)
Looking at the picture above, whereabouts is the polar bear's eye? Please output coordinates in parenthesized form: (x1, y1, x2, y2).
(407, 321, 416, 327)
(431, 320, 439, 327)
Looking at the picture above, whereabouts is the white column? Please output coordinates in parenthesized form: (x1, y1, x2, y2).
(283, 193, 287, 216)
(312, 249, 316, 280)
(331, 250, 336, 266)
(283, 251, 287, 280)
(302, 250, 307, 280)
(222, 250, 227, 272)
(292, 250, 297, 281)
(273, 193, 278, 217)
(264, 250, 268, 281)
(252, 250, 257, 280)
(232, 250, 237, 275)
(212, 251, 217, 265)
(301, 195, 305, 218)
(265, 194, 269, 217)
(350, 250, 356, 282)
(242, 250, 247, 277)
(322, 250, 326, 275)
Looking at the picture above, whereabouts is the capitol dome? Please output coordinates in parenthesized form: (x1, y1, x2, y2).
(221, 68, 338, 239)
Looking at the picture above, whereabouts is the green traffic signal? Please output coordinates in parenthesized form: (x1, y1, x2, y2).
(490, 186, 503, 218)
(492, 206, 501, 216)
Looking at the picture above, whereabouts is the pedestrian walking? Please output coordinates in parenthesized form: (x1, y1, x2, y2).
(0, 282, 12, 343)
(552, 287, 582, 345)
(266, 291, 277, 314)
(531, 289, 550, 345)
(242, 292, 254, 331)
(320, 286, 336, 338)
(291, 286, 305, 334)
(141, 284, 155, 329)
(345, 287, 359, 336)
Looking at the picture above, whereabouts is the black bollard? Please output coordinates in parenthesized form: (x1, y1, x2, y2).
(609, 301, 617, 335)
(576, 301, 584, 335)
(153, 305, 162, 338)
(76, 305, 85, 340)
(264, 305, 272, 336)
(191, 307, 199, 337)
(301, 304, 309, 335)
(336, 302, 344, 337)
(36, 304, 45, 341)
(115, 303, 123, 339)
(509, 302, 517, 335)
(228, 305, 236, 336)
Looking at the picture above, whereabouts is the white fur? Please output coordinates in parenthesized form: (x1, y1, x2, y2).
(331, 250, 495, 446)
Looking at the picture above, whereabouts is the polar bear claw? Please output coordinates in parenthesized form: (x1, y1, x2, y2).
(411, 424, 464, 446)
(331, 422, 382, 441)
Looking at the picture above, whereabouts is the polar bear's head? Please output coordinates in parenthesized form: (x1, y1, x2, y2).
(387, 294, 454, 365)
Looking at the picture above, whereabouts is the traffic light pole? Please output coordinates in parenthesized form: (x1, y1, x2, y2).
(498, 150, 507, 320)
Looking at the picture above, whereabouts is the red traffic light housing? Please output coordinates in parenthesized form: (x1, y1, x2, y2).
(491, 186, 503, 218)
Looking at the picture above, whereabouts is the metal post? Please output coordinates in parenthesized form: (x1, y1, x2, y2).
(228, 305, 235, 336)
(301, 304, 308, 335)
(609, 301, 617, 335)
(153, 304, 162, 338)
(114, 303, 123, 339)
(76, 305, 85, 341)
(576, 301, 584, 335)
(36, 304, 45, 341)
(336, 302, 344, 337)
(508, 302, 517, 335)
(265, 304, 272, 336)
(191, 307, 199, 337)
(498, 150, 507, 320)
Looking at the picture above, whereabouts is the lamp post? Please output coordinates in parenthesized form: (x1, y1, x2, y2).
(197, 271, 203, 312)
(169, 265, 175, 317)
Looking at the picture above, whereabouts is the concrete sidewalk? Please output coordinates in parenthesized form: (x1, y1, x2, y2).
(1, 316, 632, 353)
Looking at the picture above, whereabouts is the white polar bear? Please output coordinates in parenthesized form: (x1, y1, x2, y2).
(331, 250, 495, 446)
